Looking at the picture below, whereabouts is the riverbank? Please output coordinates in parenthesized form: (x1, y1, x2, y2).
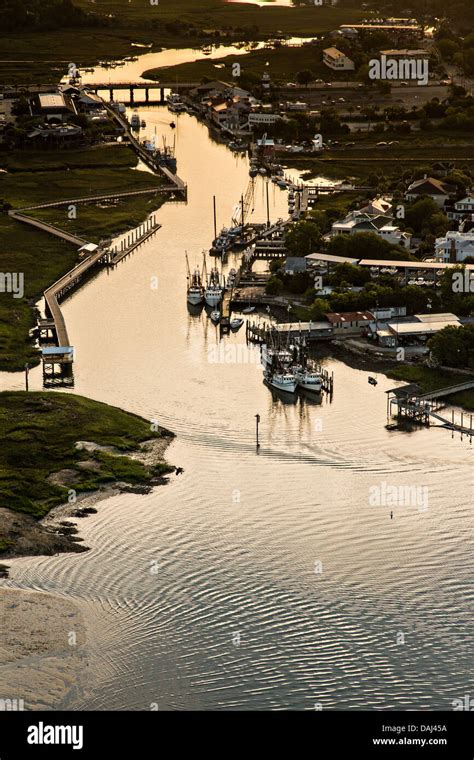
(0, 145, 165, 372)
(0, 392, 175, 571)
(0, 1, 364, 83)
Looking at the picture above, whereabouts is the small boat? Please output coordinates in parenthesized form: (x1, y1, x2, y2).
(264, 369, 297, 395)
(259, 167, 267, 175)
(170, 121, 176, 129)
(230, 318, 244, 331)
(242, 305, 255, 314)
(249, 167, 258, 178)
(368, 376, 378, 386)
(210, 310, 220, 323)
(130, 111, 140, 129)
(140, 119, 146, 128)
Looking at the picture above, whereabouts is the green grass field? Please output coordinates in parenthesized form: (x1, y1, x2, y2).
(0, 145, 165, 371)
(0, 391, 173, 518)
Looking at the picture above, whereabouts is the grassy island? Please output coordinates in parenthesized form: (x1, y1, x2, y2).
(0, 391, 174, 560)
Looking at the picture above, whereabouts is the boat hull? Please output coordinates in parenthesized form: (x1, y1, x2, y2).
(187, 292, 203, 305)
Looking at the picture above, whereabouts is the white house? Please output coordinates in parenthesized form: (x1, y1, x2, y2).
(447, 195, 474, 221)
(323, 47, 355, 71)
(435, 231, 474, 263)
(330, 211, 411, 248)
(248, 112, 281, 127)
(405, 176, 452, 208)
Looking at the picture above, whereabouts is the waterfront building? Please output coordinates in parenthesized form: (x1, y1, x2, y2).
(323, 47, 355, 71)
(248, 112, 281, 127)
(325, 311, 376, 335)
(32, 92, 77, 123)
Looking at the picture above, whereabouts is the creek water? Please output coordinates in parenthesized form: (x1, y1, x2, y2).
(1, 106, 472, 711)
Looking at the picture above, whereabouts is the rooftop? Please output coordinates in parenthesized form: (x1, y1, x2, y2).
(326, 311, 375, 324)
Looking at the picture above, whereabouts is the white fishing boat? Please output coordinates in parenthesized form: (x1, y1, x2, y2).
(210, 309, 220, 323)
(186, 252, 204, 305)
(204, 264, 223, 307)
(293, 365, 323, 393)
(264, 369, 297, 394)
(261, 344, 293, 369)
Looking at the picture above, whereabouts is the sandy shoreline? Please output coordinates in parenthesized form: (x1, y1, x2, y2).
(0, 435, 175, 709)
(0, 588, 87, 710)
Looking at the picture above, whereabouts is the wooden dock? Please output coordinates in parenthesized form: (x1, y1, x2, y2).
(386, 383, 474, 436)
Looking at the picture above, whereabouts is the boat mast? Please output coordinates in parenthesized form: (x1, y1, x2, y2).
(213, 195, 217, 240)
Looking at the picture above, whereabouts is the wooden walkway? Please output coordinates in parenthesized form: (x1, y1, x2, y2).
(17, 185, 177, 211)
(8, 210, 87, 246)
(44, 246, 109, 347)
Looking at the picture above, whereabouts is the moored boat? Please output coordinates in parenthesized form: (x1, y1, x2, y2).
(263, 369, 297, 395)
(293, 365, 322, 393)
(186, 252, 204, 305)
(130, 110, 140, 129)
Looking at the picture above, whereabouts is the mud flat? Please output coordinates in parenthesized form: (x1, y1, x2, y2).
(0, 588, 87, 710)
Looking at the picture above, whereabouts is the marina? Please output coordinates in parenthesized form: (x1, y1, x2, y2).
(1, 26, 473, 720)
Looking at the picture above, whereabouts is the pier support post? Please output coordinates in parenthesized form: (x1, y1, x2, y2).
(145, 88, 149, 103)
(130, 87, 134, 103)
(109, 88, 113, 103)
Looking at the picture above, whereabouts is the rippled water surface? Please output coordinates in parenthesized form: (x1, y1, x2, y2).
(2, 108, 473, 710)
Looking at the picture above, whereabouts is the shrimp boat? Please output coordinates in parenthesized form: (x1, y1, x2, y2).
(167, 93, 186, 113)
(260, 343, 293, 369)
(204, 260, 223, 307)
(293, 365, 323, 393)
(185, 252, 204, 305)
(263, 369, 297, 395)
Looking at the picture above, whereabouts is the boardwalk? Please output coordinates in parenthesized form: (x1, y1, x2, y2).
(44, 246, 109, 347)
(8, 210, 87, 246)
(16, 185, 177, 211)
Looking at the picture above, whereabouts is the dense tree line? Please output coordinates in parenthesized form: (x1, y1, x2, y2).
(0, 0, 106, 32)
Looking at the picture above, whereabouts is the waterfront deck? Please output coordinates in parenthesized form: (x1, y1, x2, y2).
(386, 383, 474, 436)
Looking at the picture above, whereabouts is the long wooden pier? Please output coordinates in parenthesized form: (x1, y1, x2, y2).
(8, 210, 87, 246)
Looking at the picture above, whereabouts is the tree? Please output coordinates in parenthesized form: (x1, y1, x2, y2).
(285, 220, 322, 256)
(296, 69, 314, 87)
(308, 298, 330, 320)
(266, 276, 284, 296)
(428, 325, 474, 368)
